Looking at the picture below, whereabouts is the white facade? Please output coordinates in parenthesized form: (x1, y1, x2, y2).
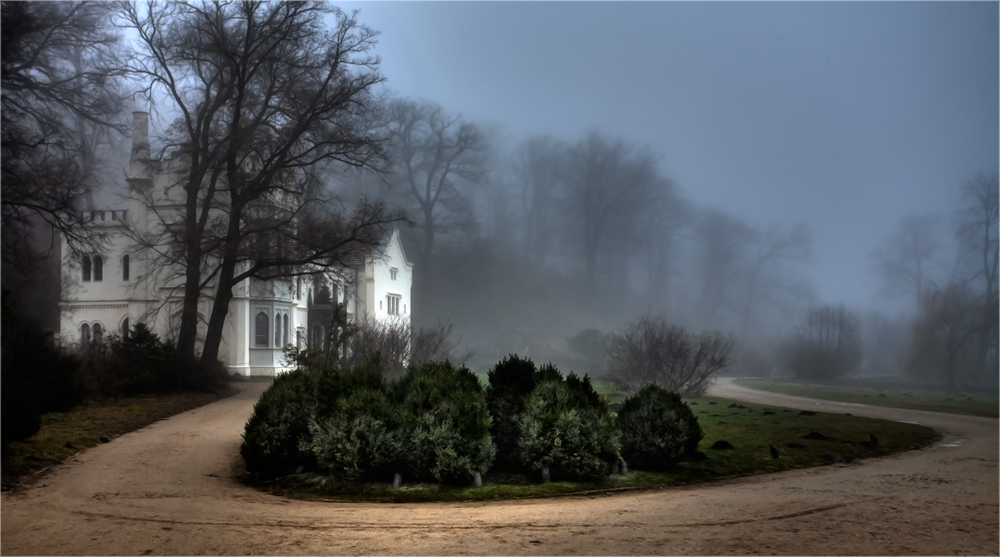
(355, 229, 414, 323)
(59, 112, 412, 376)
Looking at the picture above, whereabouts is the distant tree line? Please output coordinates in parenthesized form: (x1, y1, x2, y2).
(3, 0, 993, 394)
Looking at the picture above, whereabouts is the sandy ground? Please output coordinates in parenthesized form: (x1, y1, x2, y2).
(1, 379, 996, 556)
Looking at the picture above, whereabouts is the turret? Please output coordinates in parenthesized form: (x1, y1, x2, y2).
(131, 111, 149, 161)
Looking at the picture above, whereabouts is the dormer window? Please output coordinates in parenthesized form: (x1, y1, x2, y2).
(390, 267, 398, 280)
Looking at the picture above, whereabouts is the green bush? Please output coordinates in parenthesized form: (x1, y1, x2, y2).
(617, 385, 703, 470)
(79, 323, 225, 399)
(306, 387, 404, 483)
(241, 356, 390, 477)
(484, 356, 567, 472)
(311, 354, 387, 419)
(1, 288, 82, 447)
(485, 354, 538, 471)
(516, 380, 620, 482)
(240, 369, 318, 475)
(1, 385, 41, 450)
(398, 361, 495, 485)
(563, 371, 605, 413)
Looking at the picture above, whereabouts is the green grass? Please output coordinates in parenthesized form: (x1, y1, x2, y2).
(1, 388, 235, 490)
(735, 378, 999, 418)
(242, 395, 940, 503)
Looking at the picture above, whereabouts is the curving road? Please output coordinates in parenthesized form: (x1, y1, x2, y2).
(2, 379, 996, 555)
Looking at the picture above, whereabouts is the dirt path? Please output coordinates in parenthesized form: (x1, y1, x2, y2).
(2, 379, 996, 556)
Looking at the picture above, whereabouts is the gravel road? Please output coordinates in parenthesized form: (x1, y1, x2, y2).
(2, 379, 996, 555)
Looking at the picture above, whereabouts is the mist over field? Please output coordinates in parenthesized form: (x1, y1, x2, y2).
(4, 1, 997, 389)
(329, 2, 999, 387)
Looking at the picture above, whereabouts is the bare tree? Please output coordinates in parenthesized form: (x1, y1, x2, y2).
(557, 129, 659, 296)
(692, 209, 752, 329)
(511, 135, 563, 265)
(861, 309, 908, 376)
(386, 99, 486, 303)
(872, 214, 946, 311)
(780, 305, 863, 381)
(643, 177, 689, 306)
(905, 285, 985, 387)
(298, 316, 470, 378)
(737, 222, 813, 340)
(1, 1, 128, 312)
(607, 314, 734, 396)
(120, 1, 394, 365)
(952, 173, 999, 381)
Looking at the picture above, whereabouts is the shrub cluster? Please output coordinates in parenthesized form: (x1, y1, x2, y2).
(242, 358, 494, 485)
(1, 287, 226, 450)
(1, 288, 83, 448)
(484, 355, 558, 472)
(80, 323, 222, 399)
(516, 378, 620, 481)
(242, 354, 704, 487)
(617, 385, 703, 470)
(396, 362, 495, 484)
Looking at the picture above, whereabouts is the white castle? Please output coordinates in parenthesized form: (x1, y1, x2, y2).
(59, 112, 412, 376)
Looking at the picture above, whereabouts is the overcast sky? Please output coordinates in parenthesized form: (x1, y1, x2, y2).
(338, 1, 998, 312)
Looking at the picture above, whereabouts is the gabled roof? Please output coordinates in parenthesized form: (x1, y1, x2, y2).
(344, 227, 411, 268)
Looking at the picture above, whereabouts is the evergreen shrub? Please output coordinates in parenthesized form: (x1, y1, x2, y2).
(398, 361, 495, 484)
(516, 378, 620, 482)
(240, 369, 318, 475)
(1, 288, 82, 447)
(617, 385, 703, 470)
(306, 387, 404, 483)
(242, 355, 392, 478)
(485, 354, 538, 471)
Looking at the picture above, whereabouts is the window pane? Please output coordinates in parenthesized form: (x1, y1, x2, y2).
(93, 323, 103, 344)
(274, 312, 281, 346)
(82, 256, 91, 281)
(81, 323, 91, 345)
(121, 317, 129, 339)
(255, 312, 268, 347)
(122, 254, 129, 281)
(93, 256, 103, 281)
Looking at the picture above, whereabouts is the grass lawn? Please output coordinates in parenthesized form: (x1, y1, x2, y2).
(243, 394, 940, 503)
(1, 388, 235, 490)
(735, 378, 999, 418)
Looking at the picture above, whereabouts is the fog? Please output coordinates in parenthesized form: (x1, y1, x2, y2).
(321, 2, 998, 383)
(12, 2, 995, 387)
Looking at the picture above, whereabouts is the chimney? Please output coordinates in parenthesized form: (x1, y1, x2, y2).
(131, 111, 149, 161)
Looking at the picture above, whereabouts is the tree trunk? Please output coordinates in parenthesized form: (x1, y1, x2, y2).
(200, 201, 244, 367)
(176, 173, 207, 362)
(418, 207, 435, 309)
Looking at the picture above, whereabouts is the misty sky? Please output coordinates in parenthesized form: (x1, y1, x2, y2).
(339, 1, 999, 313)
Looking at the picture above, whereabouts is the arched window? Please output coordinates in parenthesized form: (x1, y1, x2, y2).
(121, 317, 130, 339)
(81, 323, 91, 346)
(274, 311, 282, 347)
(82, 256, 91, 282)
(122, 254, 129, 281)
(93, 255, 103, 281)
(310, 324, 324, 350)
(92, 323, 103, 345)
(255, 312, 268, 347)
(282, 313, 289, 345)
